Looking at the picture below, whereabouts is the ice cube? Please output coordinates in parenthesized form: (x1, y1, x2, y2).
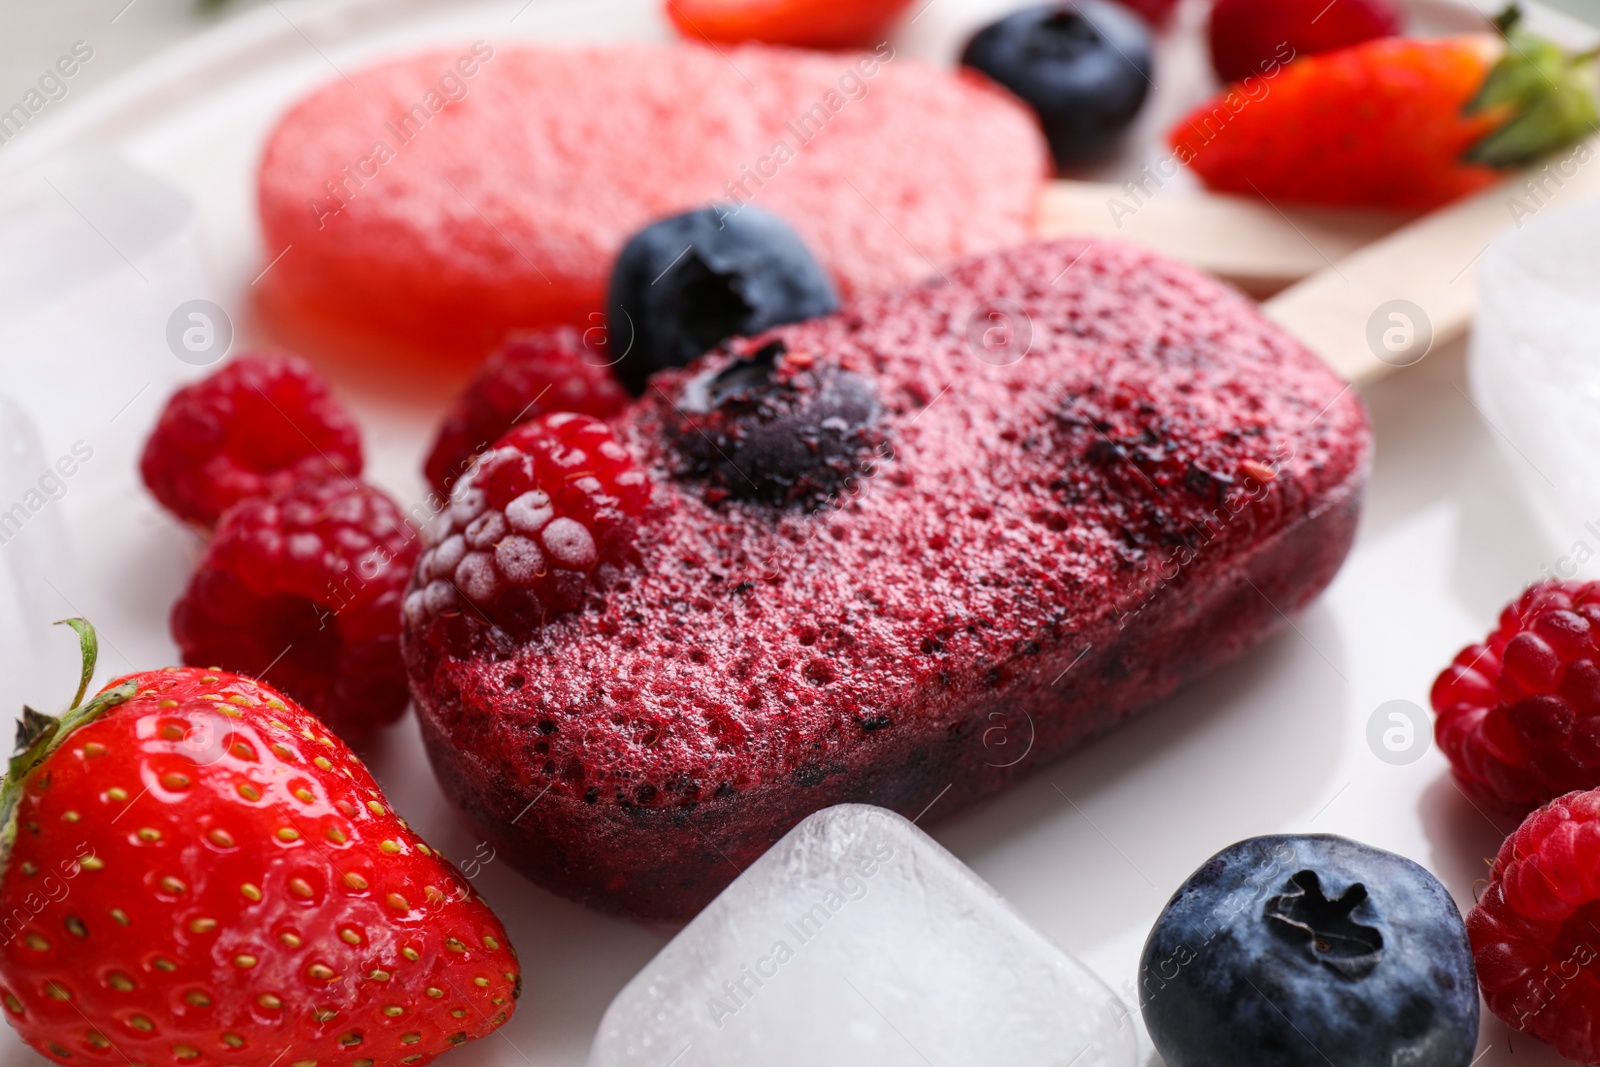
(0, 395, 79, 711)
(588, 804, 1136, 1067)
(0, 148, 215, 499)
(1469, 197, 1600, 550)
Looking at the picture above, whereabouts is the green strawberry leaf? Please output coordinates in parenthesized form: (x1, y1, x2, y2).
(0, 620, 135, 872)
(1469, 35, 1564, 113)
(56, 617, 98, 711)
(12, 707, 53, 754)
(1464, 5, 1600, 167)
(1469, 79, 1600, 165)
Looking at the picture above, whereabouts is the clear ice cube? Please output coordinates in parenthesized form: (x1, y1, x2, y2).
(0, 395, 78, 711)
(1470, 197, 1600, 546)
(0, 148, 214, 496)
(589, 804, 1137, 1067)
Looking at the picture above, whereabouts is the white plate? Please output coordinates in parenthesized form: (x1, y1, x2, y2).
(0, 1, 1590, 1064)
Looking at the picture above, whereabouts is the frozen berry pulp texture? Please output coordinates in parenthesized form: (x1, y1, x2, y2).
(1468, 789, 1600, 1064)
(257, 43, 1045, 362)
(1142, 835, 1478, 1067)
(424, 327, 629, 495)
(670, 340, 882, 507)
(607, 206, 840, 394)
(173, 478, 419, 740)
(140, 353, 363, 528)
(404, 239, 1372, 921)
(961, 1, 1153, 169)
(1433, 580, 1600, 813)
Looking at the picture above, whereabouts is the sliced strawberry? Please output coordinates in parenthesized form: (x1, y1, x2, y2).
(0, 621, 519, 1067)
(665, 0, 916, 48)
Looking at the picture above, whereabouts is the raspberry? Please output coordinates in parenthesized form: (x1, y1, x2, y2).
(171, 477, 419, 739)
(1432, 581, 1600, 813)
(423, 328, 629, 496)
(140, 352, 364, 527)
(1468, 788, 1600, 1063)
(406, 413, 649, 633)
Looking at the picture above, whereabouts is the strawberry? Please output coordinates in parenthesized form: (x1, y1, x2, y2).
(1170, 10, 1600, 212)
(0, 621, 518, 1067)
(665, 0, 916, 48)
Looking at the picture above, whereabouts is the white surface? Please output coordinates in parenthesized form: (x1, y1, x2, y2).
(0, 1, 1591, 1065)
(590, 804, 1136, 1067)
(0, 1, 268, 153)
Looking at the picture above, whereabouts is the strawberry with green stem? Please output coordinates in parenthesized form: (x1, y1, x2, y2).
(1171, 5, 1600, 212)
(0, 620, 519, 1067)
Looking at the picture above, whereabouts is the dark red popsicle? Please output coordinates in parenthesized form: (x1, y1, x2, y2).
(404, 238, 1372, 920)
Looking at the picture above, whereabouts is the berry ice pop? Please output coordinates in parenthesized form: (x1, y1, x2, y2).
(256, 42, 1046, 364)
(403, 238, 1373, 920)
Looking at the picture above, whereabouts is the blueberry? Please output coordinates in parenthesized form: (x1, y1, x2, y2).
(606, 206, 841, 395)
(1141, 835, 1478, 1067)
(672, 340, 882, 507)
(961, 2, 1153, 169)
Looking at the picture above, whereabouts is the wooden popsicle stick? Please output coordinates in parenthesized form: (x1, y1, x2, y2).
(1262, 142, 1600, 384)
(1036, 180, 1412, 295)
